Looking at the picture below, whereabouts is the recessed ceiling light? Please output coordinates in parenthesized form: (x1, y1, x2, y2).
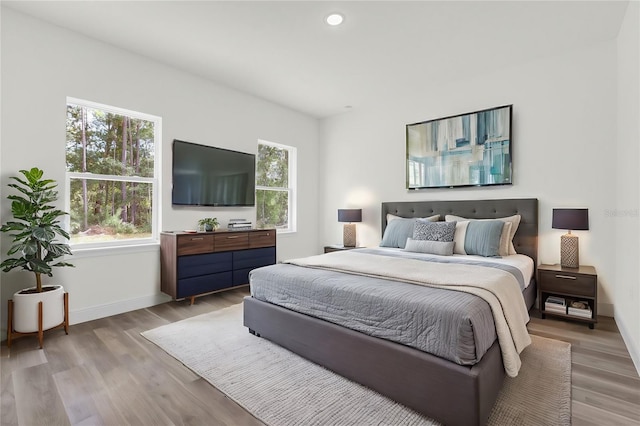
(325, 13, 344, 26)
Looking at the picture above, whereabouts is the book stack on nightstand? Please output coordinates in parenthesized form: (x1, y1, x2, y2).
(544, 296, 567, 315)
(567, 300, 593, 318)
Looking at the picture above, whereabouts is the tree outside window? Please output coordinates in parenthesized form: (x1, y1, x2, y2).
(256, 141, 296, 233)
(65, 98, 160, 247)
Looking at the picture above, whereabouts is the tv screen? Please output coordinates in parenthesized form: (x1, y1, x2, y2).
(172, 140, 256, 206)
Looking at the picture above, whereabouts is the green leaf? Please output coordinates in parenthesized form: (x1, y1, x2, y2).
(6, 194, 30, 204)
(45, 243, 73, 258)
(0, 258, 28, 272)
(42, 210, 68, 225)
(28, 258, 52, 275)
(8, 177, 30, 189)
(32, 227, 56, 242)
(0, 221, 27, 232)
(7, 243, 23, 256)
(22, 239, 38, 256)
(23, 168, 44, 183)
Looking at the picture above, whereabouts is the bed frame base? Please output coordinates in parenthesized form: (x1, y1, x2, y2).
(243, 296, 504, 426)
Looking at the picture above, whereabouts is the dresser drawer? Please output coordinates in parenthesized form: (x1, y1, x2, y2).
(177, 252, 232, 279)
(214, 232, 249, 251)
(233, 247, 276, 270)
(177, 234, 214, 256)
(249, 230, 276, 248)
(539, 270, 596, 297)
(233, 268, 253, 286)
(177, 271, 233, 299)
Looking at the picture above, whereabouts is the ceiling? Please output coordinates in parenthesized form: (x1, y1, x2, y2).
(3, 1, 630, 118)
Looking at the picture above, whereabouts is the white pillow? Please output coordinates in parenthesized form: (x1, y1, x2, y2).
(446, 214, 520, 255)
(387, 213, 440, 223)
(453, 221, 469, 255)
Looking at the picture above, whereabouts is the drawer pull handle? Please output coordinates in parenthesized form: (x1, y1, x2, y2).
(227, 236, 240, 239)
(555, 275, 577, 280)
(190, 237, 204, 241)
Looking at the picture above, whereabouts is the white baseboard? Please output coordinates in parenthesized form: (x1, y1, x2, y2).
(615, 311, 640, 376)
(69, 293, 171, 325)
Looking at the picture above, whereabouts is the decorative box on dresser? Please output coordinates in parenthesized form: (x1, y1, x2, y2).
(538, 264, 597, 329)
(161, 229, 276, 304)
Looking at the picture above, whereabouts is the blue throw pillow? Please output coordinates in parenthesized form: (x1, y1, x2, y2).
(380, 218, 416, 249)
(464, 220, 504, 257)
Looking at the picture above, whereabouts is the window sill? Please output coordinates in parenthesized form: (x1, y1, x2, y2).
(69, 241, 160, 259)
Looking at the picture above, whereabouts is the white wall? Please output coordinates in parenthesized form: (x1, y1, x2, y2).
(615, 1, 640, 372)
(320, 42, 620, 313)
(0, 8, 319, 334)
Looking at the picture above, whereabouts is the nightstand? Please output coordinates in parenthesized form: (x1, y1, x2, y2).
(324, 245, 362, 253)
(538, 264, 597, 329)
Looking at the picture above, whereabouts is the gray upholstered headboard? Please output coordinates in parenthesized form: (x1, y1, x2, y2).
(381, 198, 538, 266)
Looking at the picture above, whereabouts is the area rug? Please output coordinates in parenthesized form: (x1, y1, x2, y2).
(142, 303, 571, 426)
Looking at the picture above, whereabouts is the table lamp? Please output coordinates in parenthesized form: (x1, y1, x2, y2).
(552, 208, 589, 268)
(338, 209, 362, 247)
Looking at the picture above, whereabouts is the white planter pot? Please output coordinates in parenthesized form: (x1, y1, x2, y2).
(13, 285, 65, 333)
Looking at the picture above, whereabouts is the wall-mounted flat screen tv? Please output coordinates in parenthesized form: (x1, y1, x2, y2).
(406, 104, 513, 189)
(172, 139, 256, 206)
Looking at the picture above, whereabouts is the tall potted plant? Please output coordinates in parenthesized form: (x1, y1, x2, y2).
(0, 168, 74, 343)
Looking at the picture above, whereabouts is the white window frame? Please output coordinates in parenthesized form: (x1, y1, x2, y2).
(65, 97, 162, 250)
(256, 139, 297, 234)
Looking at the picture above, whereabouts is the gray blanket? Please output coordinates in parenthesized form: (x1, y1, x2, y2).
(284, 250, 531, 377)
(250, 256, 506, 366)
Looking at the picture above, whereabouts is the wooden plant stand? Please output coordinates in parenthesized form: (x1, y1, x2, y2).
(7, 292, 69, 349)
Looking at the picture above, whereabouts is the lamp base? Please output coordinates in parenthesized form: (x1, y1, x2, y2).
(343, 223, 356, 247)
(560, 234, 579, 268)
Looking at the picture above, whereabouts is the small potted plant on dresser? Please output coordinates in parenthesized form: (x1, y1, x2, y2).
(198, 217, 219, 232)
(0, 167, 74, 348)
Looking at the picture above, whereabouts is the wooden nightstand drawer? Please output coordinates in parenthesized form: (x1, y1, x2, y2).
(214, 232, 249, 251)
(177, 234, 214, 256)
(539, 270, 596, 297)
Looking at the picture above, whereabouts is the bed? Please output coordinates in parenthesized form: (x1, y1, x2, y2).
(243, 198, 538, 426)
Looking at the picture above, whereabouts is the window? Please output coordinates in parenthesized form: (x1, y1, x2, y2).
(256, 140, 296, 233)
(65, 98, 161, 248)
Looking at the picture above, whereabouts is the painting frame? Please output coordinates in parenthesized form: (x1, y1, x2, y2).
(406, 104, 513, 190)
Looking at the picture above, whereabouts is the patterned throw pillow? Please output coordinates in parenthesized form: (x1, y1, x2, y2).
(412, 221, 456, 242)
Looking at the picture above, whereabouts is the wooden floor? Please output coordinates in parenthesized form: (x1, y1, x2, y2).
(2, 287, 639, 426)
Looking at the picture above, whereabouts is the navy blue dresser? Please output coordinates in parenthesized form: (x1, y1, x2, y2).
(160, 229, 276, 304)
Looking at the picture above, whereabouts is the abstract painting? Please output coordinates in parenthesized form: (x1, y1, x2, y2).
(406, 105, 512, 189)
